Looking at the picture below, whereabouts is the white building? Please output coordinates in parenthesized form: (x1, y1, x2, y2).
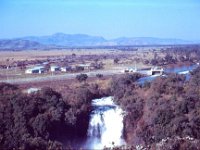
(61, 66, 72, 72)
(122, 66, 164, 76)
(77, 64, 91, 70)
(50, 66, 60, 72)
(150, 66, 164, 75)
(25, 66, 45, 74)
(26, 88, 40, 94)
(122, 67, 137, 73)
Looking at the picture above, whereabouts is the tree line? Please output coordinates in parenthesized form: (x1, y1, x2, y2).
(110, 66, 200, 149)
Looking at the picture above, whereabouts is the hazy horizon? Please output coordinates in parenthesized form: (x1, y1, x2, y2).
(1, 32, 199, 42)
(1, 0, 200, 40)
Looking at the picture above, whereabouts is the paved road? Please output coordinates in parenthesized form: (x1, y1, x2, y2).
(0, 70, 123, 84)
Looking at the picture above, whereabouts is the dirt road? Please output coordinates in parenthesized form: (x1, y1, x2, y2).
(0, 70, 123, 84)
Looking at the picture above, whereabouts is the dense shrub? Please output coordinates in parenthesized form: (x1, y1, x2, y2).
(112, 66, 200, 148)
(0, 83, 101, 149)
(76, 74, 88, 82)
(151, 74, 186, 95)
(110, 73, 142, 100)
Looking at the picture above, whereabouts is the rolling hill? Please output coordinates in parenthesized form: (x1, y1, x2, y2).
(0, 33, 198, 50)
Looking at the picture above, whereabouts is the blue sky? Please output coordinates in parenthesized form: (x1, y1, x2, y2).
(1, 0, 200, 40)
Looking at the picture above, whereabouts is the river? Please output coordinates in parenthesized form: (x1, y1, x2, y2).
(138, 64, 198, 85)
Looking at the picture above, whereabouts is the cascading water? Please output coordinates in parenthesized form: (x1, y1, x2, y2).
(84, 96, 125, 149)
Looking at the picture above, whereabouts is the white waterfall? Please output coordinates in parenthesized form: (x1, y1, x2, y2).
(85, 96, 125, 149)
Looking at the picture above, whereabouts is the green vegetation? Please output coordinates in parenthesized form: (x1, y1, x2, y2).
(2, 65, 200, 149)
(96, 73, 103, 79)
(111, 67, 200, 149)
(0, 82, 105, 149)
(76, 74, 88, 83)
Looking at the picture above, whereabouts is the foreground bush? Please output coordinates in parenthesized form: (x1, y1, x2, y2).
(0, 82, 103, 149)
(111, 67, 200, 149)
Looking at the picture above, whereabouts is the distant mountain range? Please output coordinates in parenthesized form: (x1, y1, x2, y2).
(0, 33, 199, 50)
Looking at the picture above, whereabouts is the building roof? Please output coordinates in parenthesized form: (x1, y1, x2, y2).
(26, 66, 45, 71)
(50, 66, 60, 68)
(78, 64, 90, 67)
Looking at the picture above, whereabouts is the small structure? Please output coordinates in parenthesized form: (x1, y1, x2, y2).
(77, 64, 91, 70)
(122, 66, 164, 76)
(26, 88, 40, 94)
(122, 67, 137, 73)
(150, 66, 164, 75)
(61, 66, 72, 72)
(25, 66, 45, 74)
(50, 66, 60, 72)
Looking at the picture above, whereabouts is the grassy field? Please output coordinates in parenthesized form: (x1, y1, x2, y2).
(0, 47, 168, 84)
(0, 47, 166, 62)
(0, 49, 122, 62)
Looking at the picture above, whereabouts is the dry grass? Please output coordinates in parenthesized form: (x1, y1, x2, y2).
(19, 76, 112, 98)
(0, 48, 165, 63)
(0, 48, 167, 82)
(0, 49, 120, 62)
